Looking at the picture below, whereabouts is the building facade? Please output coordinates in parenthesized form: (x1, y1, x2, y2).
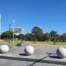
(9, 27, 24, 35)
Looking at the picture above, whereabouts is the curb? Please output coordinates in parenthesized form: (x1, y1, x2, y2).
(0, 55, 66, 65)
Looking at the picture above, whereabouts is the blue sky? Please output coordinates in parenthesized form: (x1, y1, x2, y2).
(0, 0, 66, 34)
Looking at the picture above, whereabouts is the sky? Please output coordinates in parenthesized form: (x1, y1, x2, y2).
(0, 0, 66, 34)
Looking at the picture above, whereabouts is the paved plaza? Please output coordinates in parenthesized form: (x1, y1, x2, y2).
(0, 44, 66, 66)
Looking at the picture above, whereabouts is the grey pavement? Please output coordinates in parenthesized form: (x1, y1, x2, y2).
(0, 44, 66, 66)
(0, 58, 64, 66)
(0, 58, 65, 66)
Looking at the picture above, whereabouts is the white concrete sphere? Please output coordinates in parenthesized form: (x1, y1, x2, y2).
(0, 45, 9, 53)
(24, 45, 34, 56)
(56, 47, 66, 58)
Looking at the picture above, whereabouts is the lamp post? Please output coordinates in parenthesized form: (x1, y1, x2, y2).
(13, 19, 15, 43)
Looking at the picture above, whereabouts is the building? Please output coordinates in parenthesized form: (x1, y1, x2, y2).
(9, 27, 24, 35)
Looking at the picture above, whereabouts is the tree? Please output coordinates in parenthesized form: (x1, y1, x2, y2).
(56, 34, 60, 42)
(60, 33, 66, 42)
(50, 30, 57, 44)
(42, 33, 50, 41)
(62, 33, 66, 42)
(1, 31, 13, 39)
(19, 34, 25, 40)
(50, 30, 57, 41)
(32, 26, 44, 41)
(25, 33, 32, 41)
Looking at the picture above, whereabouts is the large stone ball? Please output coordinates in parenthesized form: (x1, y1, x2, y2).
(0, 45, 9, 53)
(56, 47, 66, 58)
(24, 45, 34, 56)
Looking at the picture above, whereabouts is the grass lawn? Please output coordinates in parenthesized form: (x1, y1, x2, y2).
(11, 41, 66, 46)
(24, 41, 66, 45)
(2, 40, 66, 46)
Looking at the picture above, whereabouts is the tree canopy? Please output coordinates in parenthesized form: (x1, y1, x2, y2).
(32, 26, 44, 41)
(1, 26, 66, 42)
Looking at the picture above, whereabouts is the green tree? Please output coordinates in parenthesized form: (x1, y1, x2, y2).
(50, 30, 57, 44)
(25, 33, 32, 41)
(50, 30, 57, 41)
(56, 34, 60, 42)
(1, 31, 13, 39)
(60, 33, 66, 42)
(19, 34, 25, 40)
(42, 33, 50, 41)
(32, 26, 44, 41)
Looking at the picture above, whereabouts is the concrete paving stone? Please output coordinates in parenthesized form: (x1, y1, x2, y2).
(0, 44, 66, 66)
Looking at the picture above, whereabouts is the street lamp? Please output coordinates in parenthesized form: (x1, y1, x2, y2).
(13, 19, 15, 43)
